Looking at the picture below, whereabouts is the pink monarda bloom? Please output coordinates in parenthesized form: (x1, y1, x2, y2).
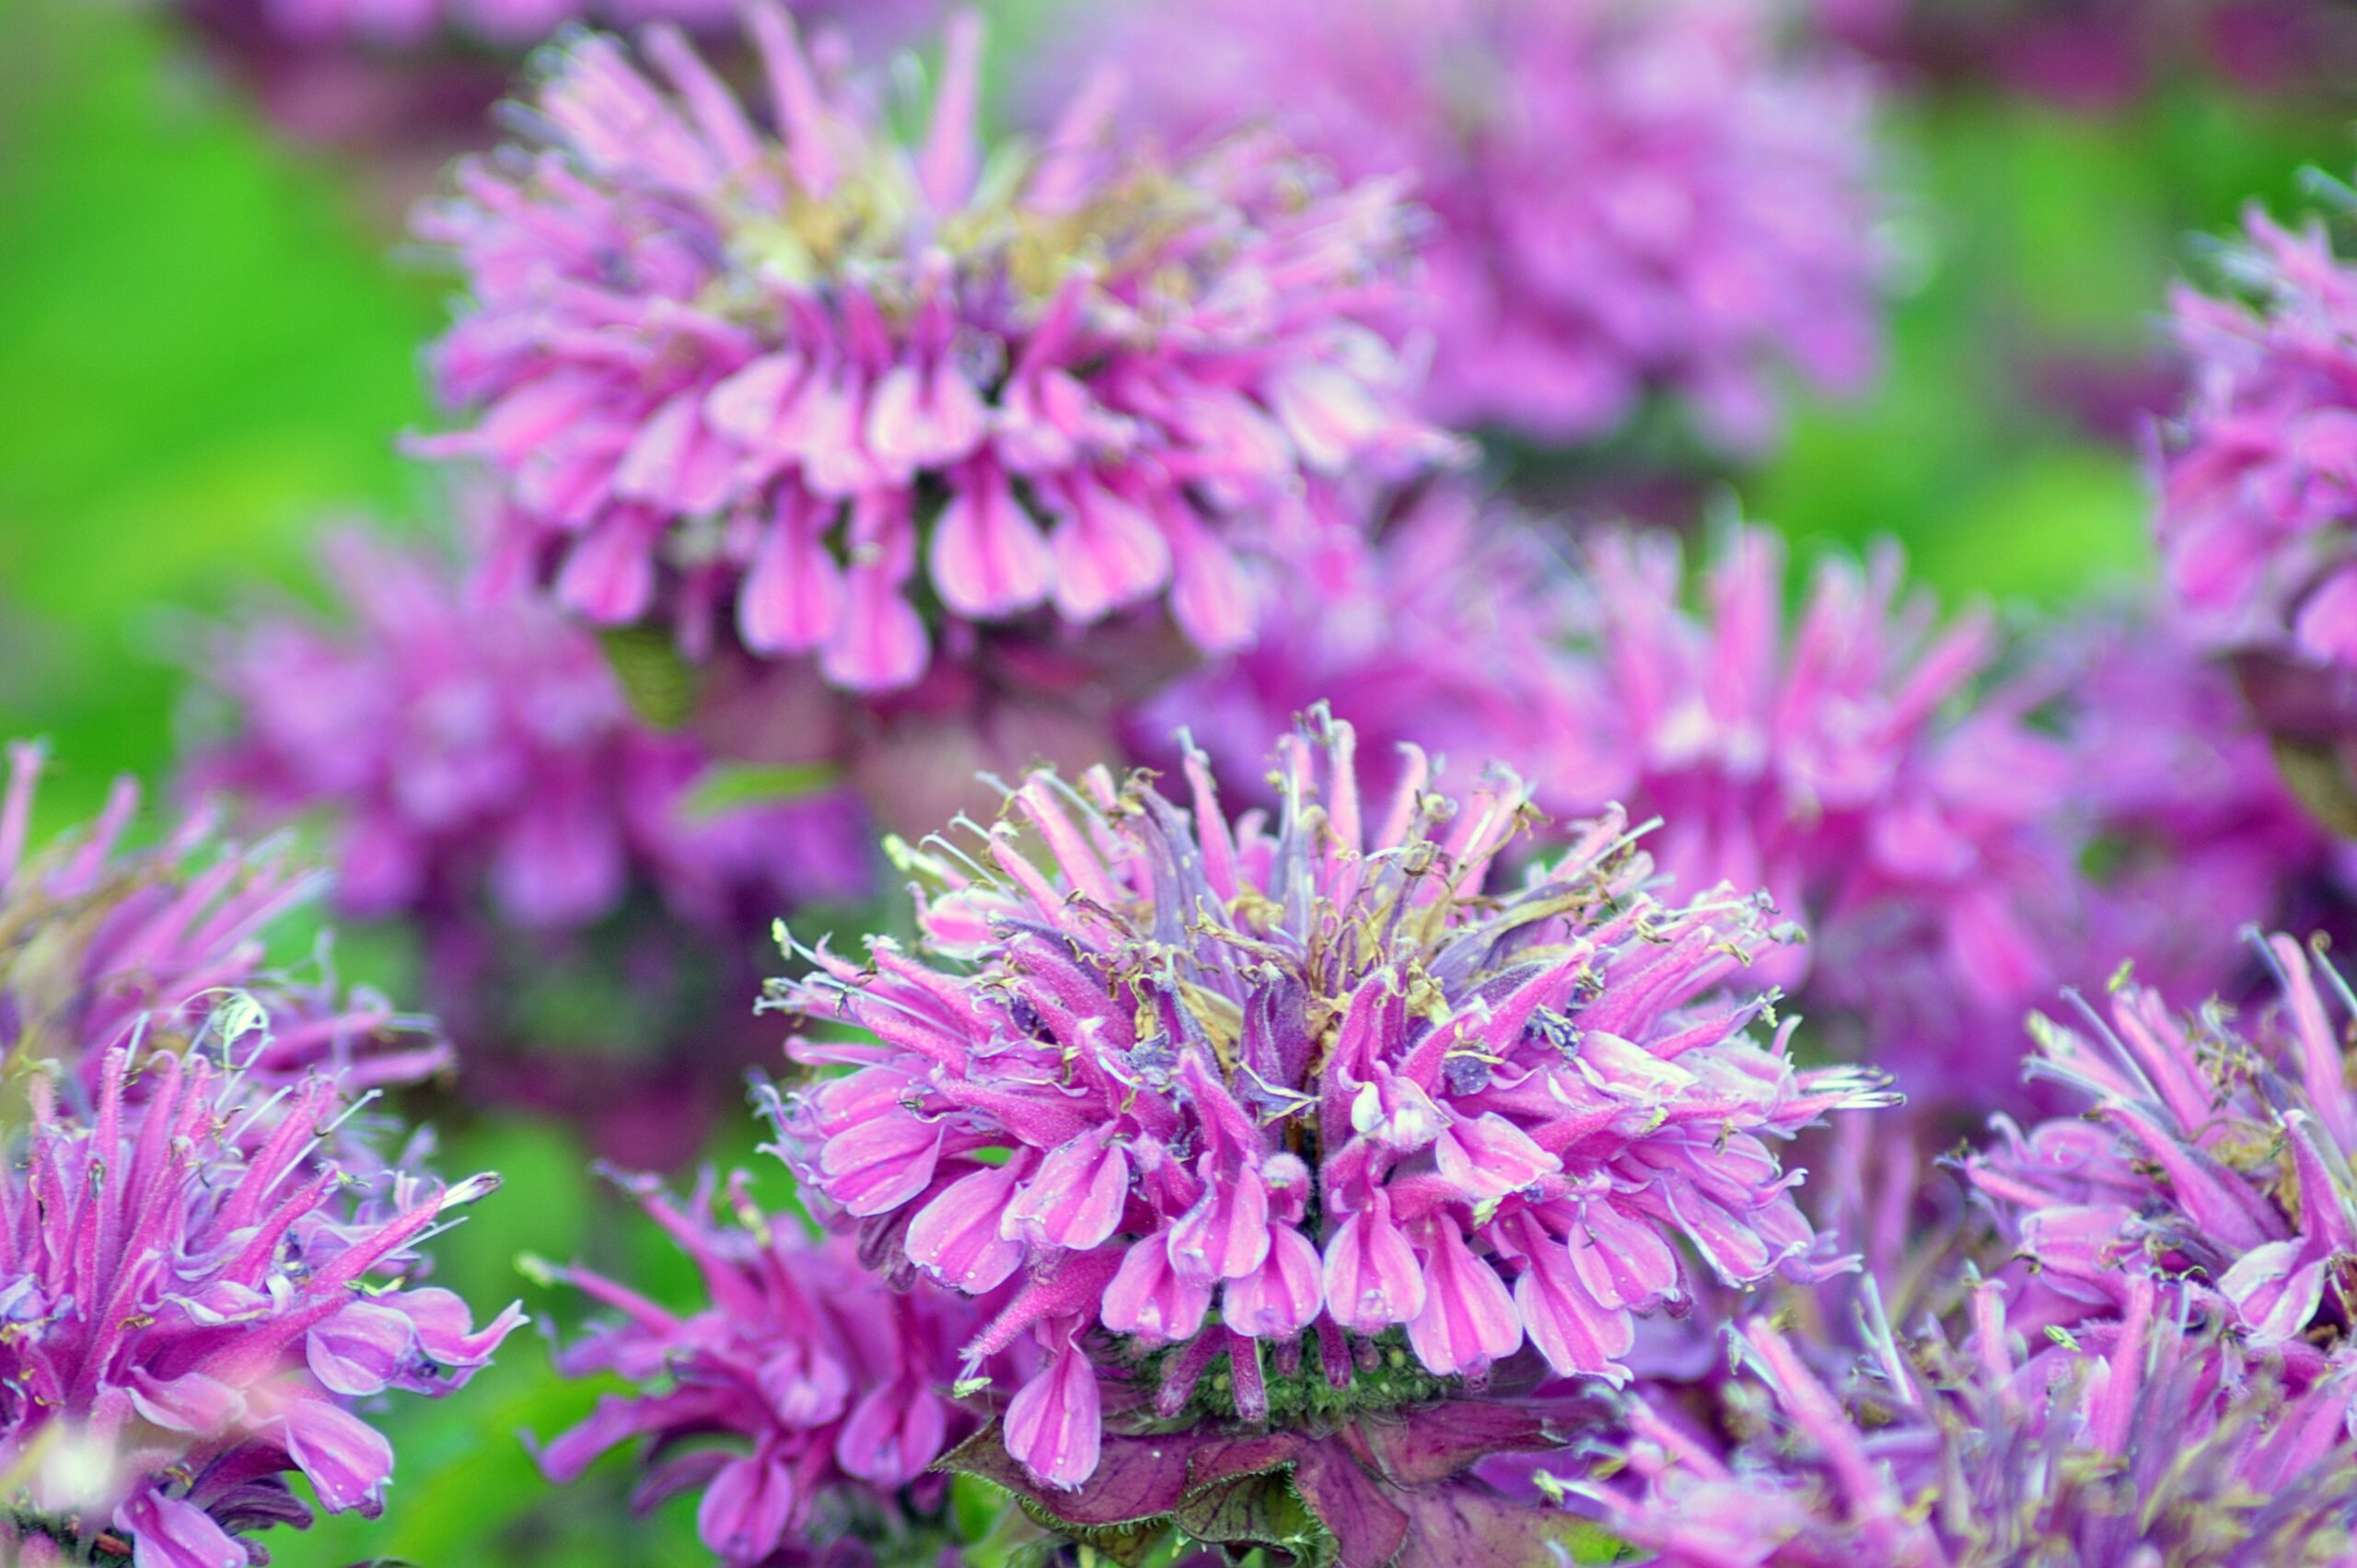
(533, 1171, 1012, 1567)
(2157, 204, 2357, 678)
(1576, 1272, 2357, 1565)
(413, 6, 1451, 692)
(1555, 526, 2075, 1106)
(768, 711, 1889, 1561)
(186, 528, 872, 1165)
(0, 1045, 522, 1568)
(0, 741, 450, 1105)
(190, 529, 868, 935)
(1964, 931, 2357, 1385)
(1109, 0, 1881, 451)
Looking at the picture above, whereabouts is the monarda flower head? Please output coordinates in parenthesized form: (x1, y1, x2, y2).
(532, 1170, 1015, 1568)
(0, 1044, 522, 1568)
(1575, 1272, 2357, 1566)
(2158, 202, 2357, 677)
(1554, 525, 2076, 1107)
(414, 6, 1450, 691)
(1964, 931, 2357, 1381)
(189, 528, 868, 935)
(185, 528, 869, 1164)
(768, 711, 1889, 1563)
(1108, 0, 1882, 451)
(0, 742, 449, 1109)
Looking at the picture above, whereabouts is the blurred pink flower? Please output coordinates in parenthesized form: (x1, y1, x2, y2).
(1554, 526, 2076, 1106)
(191, 528, 868, 935)
(1109, 0, 1883, 452)
(186, 528, 872, 1165)
(1578, 1272, 2357, 1564)
(2158, 207, 2357, 678)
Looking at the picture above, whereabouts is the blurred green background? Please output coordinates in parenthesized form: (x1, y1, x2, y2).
(0, 0, 2351, 1558)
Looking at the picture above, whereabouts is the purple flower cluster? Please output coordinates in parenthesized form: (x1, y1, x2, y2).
(1581, 1273, 2357, 1565)
(1964, 933, 2357, 1374)
(1, 741, 450, 1106)
(1109, 0, 1883, 451)
(191, 528, 869, 934)
(0, 1046, 521, 1568)
(2158, 207, 2357, 679)
(770, 712, 1889, 1516)
(414, 6, 1450, 691)
(187, 528, 874, 1163)
(1552, 526, 2076, 1105)
(534, 1171, 1012, 1566)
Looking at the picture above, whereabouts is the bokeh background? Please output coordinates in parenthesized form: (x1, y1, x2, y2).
(1, 0, 2351, 1558)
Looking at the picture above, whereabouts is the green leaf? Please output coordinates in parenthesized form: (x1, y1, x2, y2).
(679, 761, 844, 819)
(597, 626, 702, 730)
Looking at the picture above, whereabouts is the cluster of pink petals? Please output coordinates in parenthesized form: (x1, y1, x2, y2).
(771, 712, 1889, 1493)
(2156, 205, 2357, 678)
(1, 741, 451, 1107)
(1579, 1272, 2357, 1565)
(414, 6, 1450, 691)
(1109, 0, 1882, 450)
(535, 1171, 1013, 1566)
(1964, 932, 2357, 1388)
(1551, 526, 2076, 1105)
(191, 528, 870, 935)
(0, 1046, 521, 1568)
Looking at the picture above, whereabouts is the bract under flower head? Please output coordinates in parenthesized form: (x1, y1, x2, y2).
(534, 1169, 1011, 1567)
(414, 6, 1452, 691)
(770, 709, 1890, 1516)
(1109, 0, 1882, 451)
(1576, 1272, 2357, 1566)
(1556, 525, 2077, 1107)
(0, 1044, 522, 1568)
(0, 742, 450, 1109)
(1965, 931, 2357, 1382)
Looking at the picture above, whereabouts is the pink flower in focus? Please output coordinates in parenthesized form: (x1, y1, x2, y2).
(0, 1047, 521, 1568)
(768, 710, 1889, 1517)
(1576, 1273, 2357, 1565)
(1964, 931, 2357, 1378)
(535, 1171, 1013, 1566)
(413, 6, 1453, 690)
(1109, 0, 1883, 452)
